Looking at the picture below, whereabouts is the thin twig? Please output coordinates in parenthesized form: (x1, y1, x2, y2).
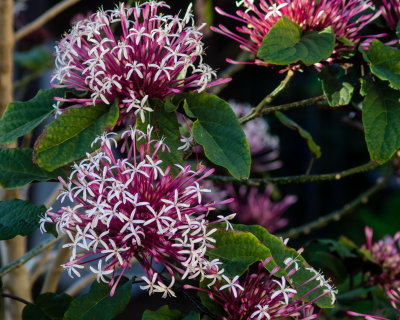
(45, 183, 61, 208)
(259, 95, 325, 116)
(15, 0, 81, 42)
(1, 293, 33, 306)
(208, 161, 380, 185)
(0, 237, 60, 277)
(239, 70, 295, 125)
(279, 176, 389, 238)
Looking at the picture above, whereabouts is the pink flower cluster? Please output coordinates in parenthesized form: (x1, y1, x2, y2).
(185, 254, 337, 319)
(40, 126, 234, 297)
(381, 0, 400, 30)
(51, 1, 228, 123)
(212, 0, 381, 66)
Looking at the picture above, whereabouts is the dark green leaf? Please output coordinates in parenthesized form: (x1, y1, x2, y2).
(142, 305, 182, 320)
(361, 40, 400, 90)
(0, 88, 68, 145)
(258, 16, 335, 65)
(136, 99, 184, 175)
(397, 21, 400, 40)
(232, 224, 334, 308)
(184, 92, 251, 179)
(34, 101, 119, 171)
(22, 293, 72, 320)
(275, 111, 321, 158)
(360, 77, 400, 163)
(182, 311, 200, 320)
(64, 277, 132, 320)
(0, 148, 65, 189)
(14, 46, 52, 71)
(0, 199, 46, 240)
(207, 227, 279, 278)
(318, 66, 354, 106)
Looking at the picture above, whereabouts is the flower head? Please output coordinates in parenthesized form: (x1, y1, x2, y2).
(381, 0, 400, 30)
(212, 0, 381, 66)
(40, 126, 233, 296)
(51, 2, 228, 124)
(185, 257, 331, 319)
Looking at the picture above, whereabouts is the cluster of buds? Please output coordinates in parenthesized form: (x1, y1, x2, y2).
(40, 126, 235, 296)
(51, 1, 228, 123)
(185, 254, 337, 319)
(212, 0, 381, 66)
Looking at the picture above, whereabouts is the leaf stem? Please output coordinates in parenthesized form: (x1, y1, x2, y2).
(261, 95, 325, 116)
(279, 176, 388, 238)
(0, 237, 60, 278)
(14, 0, 81, 42)
(239, 70, 295, 125)
(1, 292, 33, 305)
(208, 161, 379, 185)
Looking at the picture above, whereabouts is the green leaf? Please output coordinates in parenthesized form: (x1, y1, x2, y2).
(361, 40, 400, 90)
(232, 224, 334, 308)
(22, 293, 72, 320)
(275, 111, 321, 158)
(14, 46, 52, 71)
(318, 66, 354, 106)
(34, 101, 119, 171)
(360, 77, 400, 163)
(136, 99, 184, 175)
(0, 148, 65, 189)
(207, 227, 279, 278)
(397, 21, 400, 40)
(142, 305, 182, 320)
(0, 88, 68, 145)
(183, 92, 251, 179)
(183, 311, 200, 320)
(0, 199, 46, 240)
(64, 277, 132, 320)
(258, 16, 335, 65)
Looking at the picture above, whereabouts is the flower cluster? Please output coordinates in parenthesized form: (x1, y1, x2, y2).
(51, 1, 228, 123)
(381, 0, 400, 30)
(229, 185, 296, 233)
(212, 0, 380, 66)
(185, 255, 337, 319)
(364, 226, 400, 290)
(40, 126, 234, 296)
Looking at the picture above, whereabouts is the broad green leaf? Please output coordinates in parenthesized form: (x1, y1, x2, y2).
(142, 306, 182, 320)
(318, 66, 354, 106)
(258, 16, 335, 65)
(22, 293, 72, 320)
(207, 228, 278, 278)
(64, 277, 132, 320)
(360, 77, 400, 163)
(275, 111, 321, 158)
(0, 88, 68, 145)
(0, 148, 65, 189)
(361, 40, 400, 90)
(184, 92, 251, 179)
(14, 46, 52, 71)
(34, 101, 119, 171)
(0, 199, 46, 240)
(232, 224, 334, 308)
(136, 99, 184, 175)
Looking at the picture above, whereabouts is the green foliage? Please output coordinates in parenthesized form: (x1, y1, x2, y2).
(0, 88, 68, 145)
(258, 16, 335, 65)
(318, 65, 354, 106)
(142, 306, 200, 320)
(207, 227, 279, 278)
(232, 224, 333, 308)
(22, 293, 72, 320)
(136, 99, 184, 175)
(360, 77, 400, 163)
(275, 111, 321, 158)
(64, 277, 132, 320)
(183, 92, 251, 179)
(14, 46, 53, 71)
(34, 101, 119, 171)
(361, 40, 400, 90)
(0, 148, 65, 189)
(0, 199, 46, 240)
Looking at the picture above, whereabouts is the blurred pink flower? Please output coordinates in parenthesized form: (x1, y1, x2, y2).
(381, 0, 400, 29)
